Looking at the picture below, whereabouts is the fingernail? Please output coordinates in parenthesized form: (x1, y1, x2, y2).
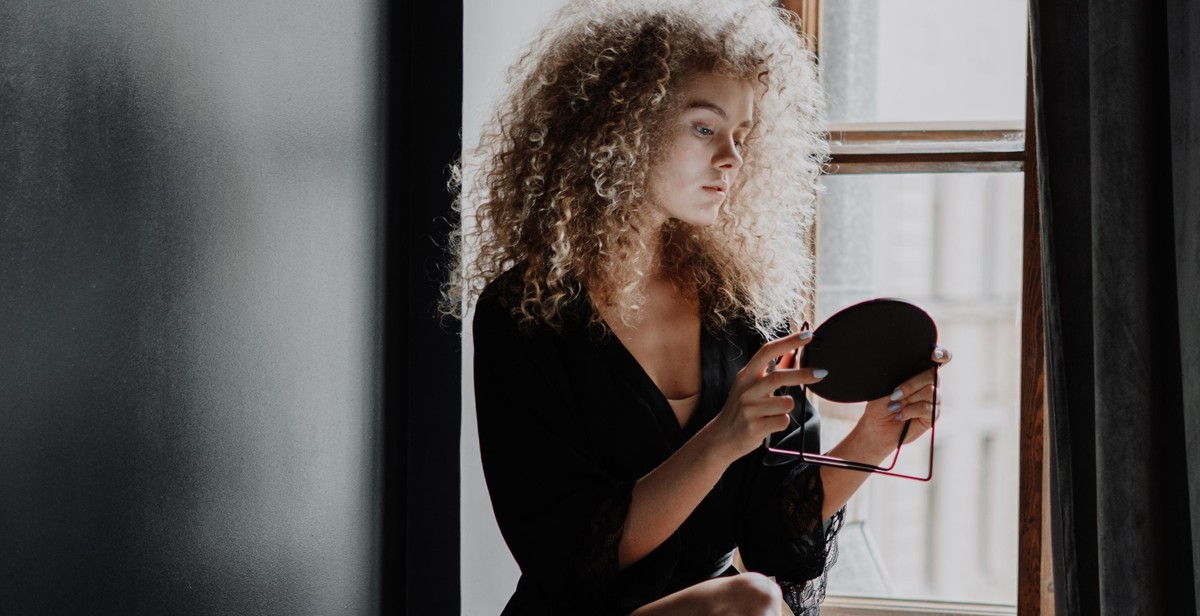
(934, 348, 945, 360)
(887, 401, 901, 412)
(890, 388, 904, 401)
(798, 330, 813, 340)
(813, 369, 828, 379)
(893, 413, 904, 421)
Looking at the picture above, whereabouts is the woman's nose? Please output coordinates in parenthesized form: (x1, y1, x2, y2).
(713, 137, 743, 169)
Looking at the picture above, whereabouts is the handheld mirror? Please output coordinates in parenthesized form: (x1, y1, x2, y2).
(763, 298, 941, 481)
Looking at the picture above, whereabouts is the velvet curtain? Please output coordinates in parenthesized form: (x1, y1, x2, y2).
(1029, 0, 1200, 614)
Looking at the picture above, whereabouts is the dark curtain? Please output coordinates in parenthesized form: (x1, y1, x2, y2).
(1, 0, 467, 612)
(1, 1, 382, 613)
(383, 1, 464, 614)
(1030, 1, 1200, 614)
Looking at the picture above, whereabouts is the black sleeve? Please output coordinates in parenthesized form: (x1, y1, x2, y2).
(736, 395, 844, 616)
(472, 291, 633, 603)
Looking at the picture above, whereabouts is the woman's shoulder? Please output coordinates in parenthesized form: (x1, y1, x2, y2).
(475, 263, 592, 335)
(473, 265, 534, 341)
(712, 314, 783, 346)
(476, 264, 527, 315)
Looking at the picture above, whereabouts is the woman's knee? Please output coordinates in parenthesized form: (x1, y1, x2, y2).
(713, 573, 782, 616)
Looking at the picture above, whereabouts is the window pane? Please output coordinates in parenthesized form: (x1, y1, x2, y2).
(816, 173, 1022, 605)
(821, 0, 1027, 124)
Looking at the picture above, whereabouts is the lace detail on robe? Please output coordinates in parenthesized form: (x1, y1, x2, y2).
(571, 481, 636, 586)
(778, 464, 845, 616)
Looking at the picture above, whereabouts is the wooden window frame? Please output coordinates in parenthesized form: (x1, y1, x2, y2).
(781, 1, 1051, 615)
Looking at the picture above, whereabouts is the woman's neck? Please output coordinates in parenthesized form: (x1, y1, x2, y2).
(591, 218, 672, 313)
(634, 216, 668, 279)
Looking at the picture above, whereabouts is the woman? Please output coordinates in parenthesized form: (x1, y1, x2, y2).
(444, 1, 949, 614)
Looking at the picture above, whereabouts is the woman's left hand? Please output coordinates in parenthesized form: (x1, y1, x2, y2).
(855, 346, 953, 451)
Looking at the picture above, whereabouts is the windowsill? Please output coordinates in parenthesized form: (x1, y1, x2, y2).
(822, 595, 1016, 616)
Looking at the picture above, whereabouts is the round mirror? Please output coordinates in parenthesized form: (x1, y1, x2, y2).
(801, 299, 938, 403)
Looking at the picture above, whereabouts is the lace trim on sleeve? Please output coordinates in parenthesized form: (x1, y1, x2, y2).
(570, 481, 635, 586)
(778, 464, 845, 615)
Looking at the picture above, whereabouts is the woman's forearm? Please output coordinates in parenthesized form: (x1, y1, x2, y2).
(618, 423, 736, 570)
(817, 427, 894, 520)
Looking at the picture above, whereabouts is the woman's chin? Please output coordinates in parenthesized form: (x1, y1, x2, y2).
(675, 206, 722, 228)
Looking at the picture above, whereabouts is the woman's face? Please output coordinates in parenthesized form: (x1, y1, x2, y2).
(646, 71, 755, 227)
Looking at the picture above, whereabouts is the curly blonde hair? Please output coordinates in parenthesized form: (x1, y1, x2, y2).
(443, 0, 828, 335)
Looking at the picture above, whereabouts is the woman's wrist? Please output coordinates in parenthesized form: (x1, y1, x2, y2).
(692, 420, 744, 469)
(836, 423, 896, 467)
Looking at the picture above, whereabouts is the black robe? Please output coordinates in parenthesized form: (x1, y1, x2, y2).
(472, 268, 842, 615)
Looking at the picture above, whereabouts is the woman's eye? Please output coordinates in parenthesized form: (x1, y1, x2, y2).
(694, 125, 714, 136)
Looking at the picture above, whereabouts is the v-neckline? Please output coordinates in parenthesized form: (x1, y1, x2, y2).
(600, 321, 718, 439)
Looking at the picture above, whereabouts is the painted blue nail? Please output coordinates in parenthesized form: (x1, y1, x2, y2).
(934, 348, 945, 360)
(893, 413, 904, 421)
(887, 401, 902, 412)
(798, 330, 813, 340)
(890, 388, 904, 401)
(813, 369, 828, 379)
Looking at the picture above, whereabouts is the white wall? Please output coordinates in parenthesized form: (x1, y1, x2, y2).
(461, 1, 569, 614)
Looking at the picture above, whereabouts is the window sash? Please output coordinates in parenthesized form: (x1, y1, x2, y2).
(827, 122, 1024, 174)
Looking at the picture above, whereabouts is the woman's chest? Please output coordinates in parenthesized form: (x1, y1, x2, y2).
(548, 321, 751, 480)
(599, 289, 702, 404)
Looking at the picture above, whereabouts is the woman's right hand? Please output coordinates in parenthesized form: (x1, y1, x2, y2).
(703, 331, 827, 463)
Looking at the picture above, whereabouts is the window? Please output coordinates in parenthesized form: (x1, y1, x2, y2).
(780, 1, 1049, 614)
